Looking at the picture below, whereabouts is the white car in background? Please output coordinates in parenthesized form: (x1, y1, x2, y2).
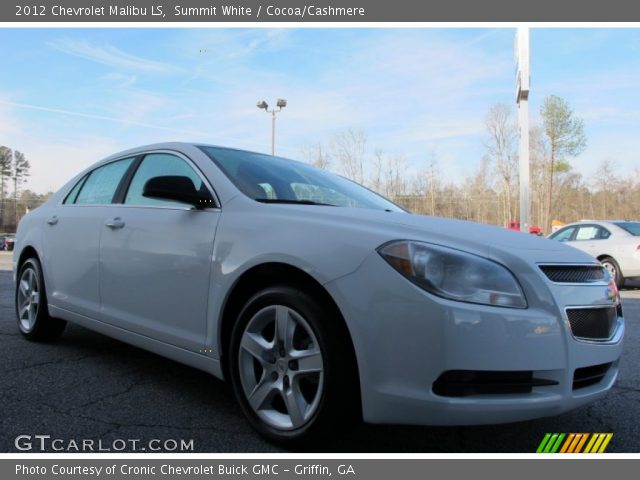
(549, 220, 640, 288)
(12, 143, 625, 445)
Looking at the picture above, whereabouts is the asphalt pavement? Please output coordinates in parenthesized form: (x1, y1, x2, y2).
(1, 264, 639, 452)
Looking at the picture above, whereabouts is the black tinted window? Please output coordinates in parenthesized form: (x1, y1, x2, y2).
(199, 146, 402, 211)
(614, 222, 640, 236)
(599, 227, 611, 239)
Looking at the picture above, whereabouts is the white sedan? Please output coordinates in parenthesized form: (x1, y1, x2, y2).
(13, 143, 624, 445)
(549, 220, 640, 288)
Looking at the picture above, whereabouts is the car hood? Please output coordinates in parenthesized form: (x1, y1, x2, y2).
(260, 203, 596, 265)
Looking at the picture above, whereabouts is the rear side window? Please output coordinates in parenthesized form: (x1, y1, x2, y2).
(575, 226, 599, 241)
(63, 175, 87, 204)
(614, 221, 640, 236)
(74, 158, 134, 205)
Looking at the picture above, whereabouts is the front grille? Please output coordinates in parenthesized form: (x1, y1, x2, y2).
(540, 265, 606, 283)
(573, 363, 612, 390)
(432, 370, 558, 397)
(566, 307, 617, 340)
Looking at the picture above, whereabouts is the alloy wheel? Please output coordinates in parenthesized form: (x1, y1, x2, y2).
(238, 305, 324, 431)
(17, 266, 40, 332)
(603, 261, 616, 280)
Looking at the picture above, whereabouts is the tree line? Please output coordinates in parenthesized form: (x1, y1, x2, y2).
(2, 95, 638, 233)
(302, 95, 638, 233)
(0, 146, 32, 232)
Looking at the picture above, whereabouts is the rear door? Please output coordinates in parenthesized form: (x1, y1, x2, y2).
(41, 157, 135, 318)
(98, 152, 219, 352)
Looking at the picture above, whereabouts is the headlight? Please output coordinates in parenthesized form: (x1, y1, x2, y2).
(378, 241, 527, 308)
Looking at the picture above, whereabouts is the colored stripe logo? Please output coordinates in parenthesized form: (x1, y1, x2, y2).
(537, 433, 613, 453)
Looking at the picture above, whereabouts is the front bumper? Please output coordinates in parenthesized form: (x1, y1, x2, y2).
(324, 252, 624, 426)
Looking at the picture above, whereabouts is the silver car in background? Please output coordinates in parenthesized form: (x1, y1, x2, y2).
(549, 220, 640, 288)
(12, 143, 624, 445)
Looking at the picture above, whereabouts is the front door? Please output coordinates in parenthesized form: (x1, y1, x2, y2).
(98, 152, 219, 352)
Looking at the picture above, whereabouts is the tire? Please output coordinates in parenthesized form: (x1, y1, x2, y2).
(601, 256, 624, 289)
(229, 285, 358, 446)
(15, 257, 66, 341)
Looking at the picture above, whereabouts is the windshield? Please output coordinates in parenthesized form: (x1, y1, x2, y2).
(199, 146, 403, 212)
(614, 221, 640, 236)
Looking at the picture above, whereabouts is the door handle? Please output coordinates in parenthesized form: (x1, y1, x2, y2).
(105, 218, 125, 229)
(46, 216, 58, 226)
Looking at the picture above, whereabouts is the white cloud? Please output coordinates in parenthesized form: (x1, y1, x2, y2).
(100, 72, 137, 88)
(0, 97, 21, 138)
(0, 99, 214, 138)
(48, 38, 179, 74)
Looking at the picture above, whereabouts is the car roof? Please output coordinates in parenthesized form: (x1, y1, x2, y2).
(101, 142, 267, 162)
(562, 220, 631, 230)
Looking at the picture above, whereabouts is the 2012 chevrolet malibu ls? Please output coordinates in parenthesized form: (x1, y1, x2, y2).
(13, 143, 624, 444)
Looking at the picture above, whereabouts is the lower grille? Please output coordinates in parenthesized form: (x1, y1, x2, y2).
(566, 307, 617, 340)
(573, 363, 612, 390)
(433, 370, 558, 397)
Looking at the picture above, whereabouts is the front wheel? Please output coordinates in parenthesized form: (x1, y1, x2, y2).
(229, 286, 358, 446)
(16, 257, 66, 341)
(601, 256, 624, 289)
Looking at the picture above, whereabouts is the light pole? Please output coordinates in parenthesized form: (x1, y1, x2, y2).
(515, 28, 530, 233)
(257, 99, 287, 155)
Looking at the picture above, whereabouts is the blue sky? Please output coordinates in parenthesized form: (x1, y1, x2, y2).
(0, 28, 639, 193)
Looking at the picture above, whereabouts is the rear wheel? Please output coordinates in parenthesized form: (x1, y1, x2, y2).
(16, 257, 66, 341)
(229, 285, 358, 446)
(601, 256, 624, 289)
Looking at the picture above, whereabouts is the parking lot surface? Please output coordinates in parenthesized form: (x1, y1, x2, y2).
(0, 265, 639, 452)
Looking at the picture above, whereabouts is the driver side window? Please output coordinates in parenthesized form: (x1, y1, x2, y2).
(551, 227, 575, 242)
(125, 153, 208, 207)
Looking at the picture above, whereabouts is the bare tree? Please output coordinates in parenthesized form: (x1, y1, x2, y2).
(300, 142, 331, 170)
(592, 159, 618, 219)
(484, 103, 518, 226)
(383, 154, 408, 198)
(540, 95, 586, 232)
(330, 128, 367, 184)
(370, 148, 385, 193)
(0, 146, 12, 228)
(12, 150, 30, 224)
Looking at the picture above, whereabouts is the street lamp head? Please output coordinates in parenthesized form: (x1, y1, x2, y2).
(276, 98, 287, 108)
(256, 100, 268, 110)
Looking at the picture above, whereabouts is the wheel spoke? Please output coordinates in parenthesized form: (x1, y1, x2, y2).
(275, 306, 294, 352)
(248, 377, 276, 410)
(284, 384, 306, 428)
(292, 349, 323, 375)
(19, 279, 29, 297)
(240, 333, 270, 363)
(31, 292, 40, 306)
(19, 303, 30, 319)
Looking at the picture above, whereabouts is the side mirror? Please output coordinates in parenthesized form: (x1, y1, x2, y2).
(142, 176, 212, 209)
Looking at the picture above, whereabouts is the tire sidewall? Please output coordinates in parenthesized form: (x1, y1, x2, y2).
(229, 286, 343, 444)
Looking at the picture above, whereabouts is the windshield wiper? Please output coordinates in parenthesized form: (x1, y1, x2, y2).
(255, 198, 337, 207)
